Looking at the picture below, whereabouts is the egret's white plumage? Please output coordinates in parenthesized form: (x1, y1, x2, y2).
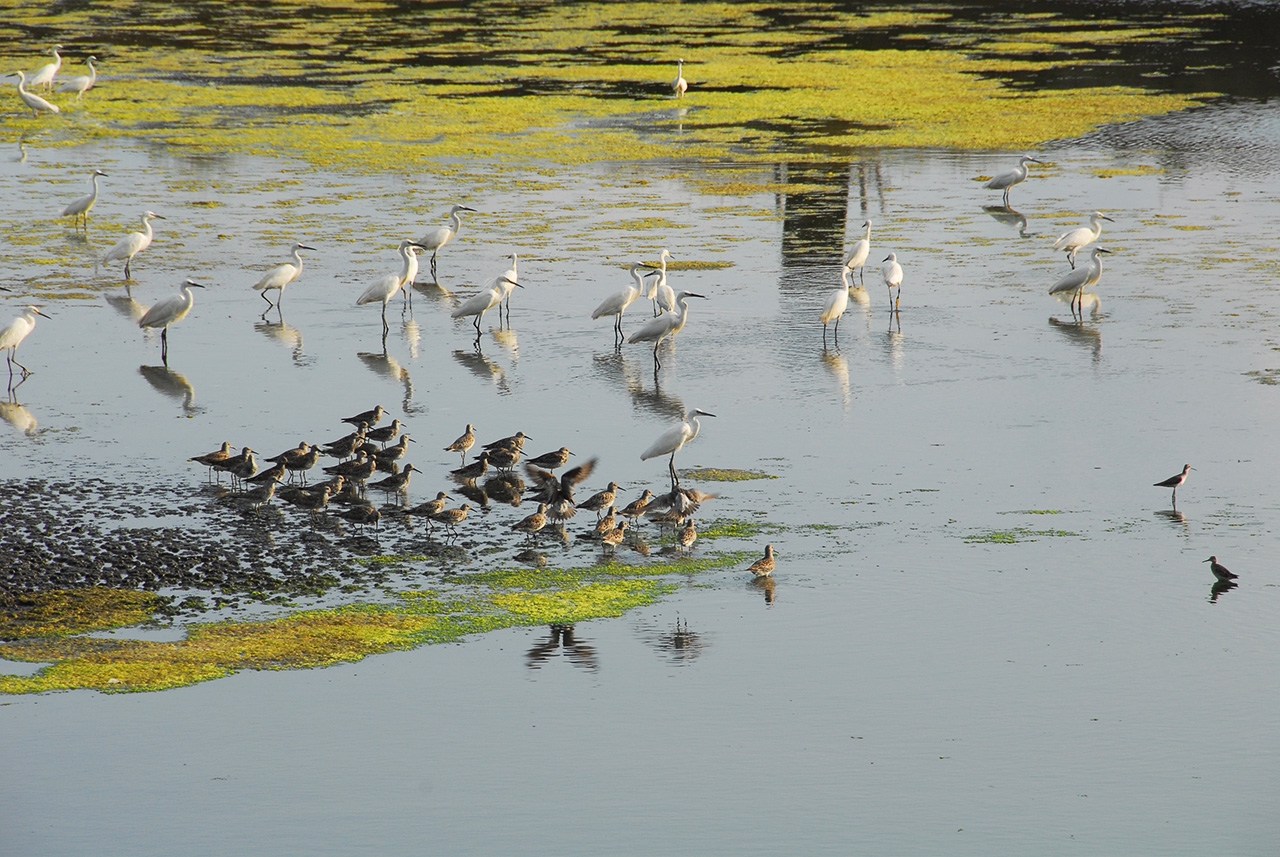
(28, 45, 62, 91)
(417, 204, 475, 271)
(641, 407, 715, 487)
(0, 305, 51, 378)
(9, 71, 60, 117)
(1049, 246, 1111, 317)
(593, 262, 654, 343)
(821, 264, 856, 347)
(845, 219, 872, 286)
(627, 289, 706, 368)
(653, 248, 676, 314)
(253, 242, 315, 313)
(497, 253, 519, 317)
(451, 274, 520, 334)
(60, 168, 106, 229)
(672, 59, 687, 98)
(984, 155, 1041, 205)
(881, 252, 903, 311)
(58, 56, 96, 100)
(139, 279, 206, 363)
(101, 210, 164, 279)
(357, 240, 424, 333)
(1053, 212, 1114, 269)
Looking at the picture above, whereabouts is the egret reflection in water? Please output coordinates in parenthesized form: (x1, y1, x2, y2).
(982, 204, 1031, 238)
(451, 347, 511, 394)
(105, 290, 146, 322)
(525, 624, 599, 672)
(138, 364, 200, 414)
(1048, 315, 1102, 364)
(821, 348, 851, 410)
(0, 395, 37, 435)
(357, 348, 418, 414)
(254, 318, 311, 366)
(592, 350, 685, 422)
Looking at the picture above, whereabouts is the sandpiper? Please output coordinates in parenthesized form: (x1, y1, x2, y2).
(283, 483, 334, 510)
(366, 419, 405, 446)
(512, 503, 548, 541)
(1154, 464, 1194, 506)
(676, 518, 697, 552)
(526, 447, 574, 470)
(748, 544, 776, 577)
(242, 477, 280, 512)
(450, 450, 490, 483)
(407, 491, 451, 531)
(431, 502, 472, 536)
(266, 441, 309, 467)
(247, 461, 286, 486)
(190, 441, 233, 480)
(337, 502, 381, 531)
(343, 405, 386, 427)
(286, 444, 320, 484)
(374, 433, 414, 469)
(214, 447, 256, 489)
(483, 431, 530, 453)
(445, 424, 476, 463)
(1203, 555, 1237, 582)
(371, 463, 417, 494)
(579, 481, 619, 519)
(600, 520, 628, 553)
(593, 505, 618, 537)
(486, 445, 522, 472)
(322, 423, 368, 459)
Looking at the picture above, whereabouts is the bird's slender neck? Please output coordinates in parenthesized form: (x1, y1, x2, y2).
(141, 217, 154, 237)
(863, 222, 872, 240)
(291, 246, 305, 268)
(90, 173, 101, 195)
(841, 266, 852, 290)
(448, 210, 464, 231)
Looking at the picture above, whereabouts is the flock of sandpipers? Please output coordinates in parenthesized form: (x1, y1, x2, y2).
(189, 403, 778, 578)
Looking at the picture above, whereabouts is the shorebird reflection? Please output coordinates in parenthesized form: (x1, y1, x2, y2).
(139, 364, 200, 414)
(525, 623, 599, 672)
(255, 318, 310, 366)
(638, 616, 706, 664)
(1209, 579, 1237, 603)
(982, 204, 1031, 238)
(1154, 508, 1187, 531)
(749, 575, 776, 605)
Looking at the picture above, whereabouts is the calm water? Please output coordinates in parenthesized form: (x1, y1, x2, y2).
(3, 97, 1280, 853)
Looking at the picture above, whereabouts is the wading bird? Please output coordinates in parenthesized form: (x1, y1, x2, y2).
(8, 71, 59, 117)
(1153, 464, 1193, 507)
(28, 45, 62, 91)
(985, 155, 1041, 206)
(1203, 556, 1237, 583)
(845, 219, 872, 286)
(451, 275, 520, 336)
(58, 56, 97, 100)
(1049, 247, 1110, 318)
(881, 253, 903, 311)
(356, 240, 425, 334)
(60, 168, 106, 230)
(748, 545, 776, 577)
(641, 407, 715, 488)
(418, 204, 475, 275)
(1, 305, 51, 379)
(593, 262, 655, 345)
(101, 210, 164, 279)
(253, 242, 316, 316)
(821, 262, 857, 348)
(1054, 212, 1114, 269)
(672, 59, 687, 98)
(627, 290, 706, 368)
(139, 279, 205, 364)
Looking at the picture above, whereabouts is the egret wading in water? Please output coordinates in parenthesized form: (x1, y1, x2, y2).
(498, 253, 519, 322)
(627, 289, 706, 369)
(357, 240, 425, 335)
(28, 45, 62, 92)
(1153, 464, 1194, 508)
(985, 155, 1041, 206)
(101, 210, 164, 280)
(139, 279, 206, 364)
(253, 242, 315, 317)
(593, 262, 655, 345)
(1049, 246, 1110, 318)
(672, 59, 687, 98)
(58, 56, 97, 100)
(451, 275, 522, 339)
(821, 262, 858, 348)
(642, 407, 716, 489)
(1054, 212, 1114, 269)
(8, 71, 60, 117)
(649, 248, 678, 316)
(1, 306, 52, 380)
(846, 219, 873, 286)
(60, 168, 106, 231)
(417, 204, 475, 277)
(881, 252, 903, 311)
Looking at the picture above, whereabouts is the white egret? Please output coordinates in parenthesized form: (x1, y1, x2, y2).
(357, 240, 425, 334)
(58, 56, 97, 100)
(845, 219, 872, 285)
(139, 279, 206, 364)
(60, 168, 107, 230)
(641, 406, 716, 488)
(881, 252, 903, 311)
(652, 248, 676, 315)
(627, 289, 706, 368)
(253, 241, 316, 315)
(821, 263, 856, 347)
(1054, 212, 1114, 269)
(451, 274, 521, 335)
(985, 155, 1041, 206)
(101, 210, 164, 279)
(8, 71, 60, 117)
(417, 204, 476, 274)
(1049, 246, 1110, 318)
(673, 59, 687, 98)
(1, 306, 52, 379)
(592, 262, 655, 344)
(28, 45, 62, 92)
(497, 253, 519, 320)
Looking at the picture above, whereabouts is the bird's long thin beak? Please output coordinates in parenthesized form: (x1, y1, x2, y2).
(411, 243, 428, 251)
(299, 244, 317, 251)
(34, 308, 52, 319)
(407, 437, 417, 443)
(697, 409, 717, 417)
(187, 280, 208, 288)
(685, 292, 707, 299)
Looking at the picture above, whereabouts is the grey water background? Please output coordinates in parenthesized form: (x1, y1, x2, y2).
(3, 92, 1280, 856)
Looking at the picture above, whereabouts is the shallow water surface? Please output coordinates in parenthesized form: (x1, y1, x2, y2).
(4, 9, 1280, 854)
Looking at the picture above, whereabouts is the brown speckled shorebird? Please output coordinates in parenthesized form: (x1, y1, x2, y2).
(579, 481, 619, 520)
(366, 419, 405, 446)
(620, 489, 654, 524)
(600, 520, 628, 553)
(266, 441, 309, 467)
(215, 447, 257, 489)
(241, 477, 279, 512)
(486, 444, 521, 472)
(407, 491, 451, 531)
(483, 431, 530, 453)
(343, 404, 386, 427)
(371, 463, 417, 495)
(512, 502, 548, 541)
(1154, 464, 1194, 507)
(431, 502, 472, 536)
(593, 505, 618, 536)
(374, 434, 415, 470)
(450, 450, 490, 483)
(1203, 555, 1237, 583)
(748, 544, 776, 577)
(322, 423, 368, 459)
(286, 444, 320, 484)
(445, 424, 476, 463)
(676, 518, 697, 552)
(247, 460, 286, 486)
(526, 447, 573, 470)
(282, 483, 334, 511)
(337, 502, 380, 531)
(323, 450, 377, 488)
(190, 441, 233, 480)
(331, 479, 365, 507)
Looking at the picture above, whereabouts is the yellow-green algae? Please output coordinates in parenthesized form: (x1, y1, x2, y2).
(0, 551, 751, 694)
(682, 467, 777, 482)
(0, 2, 1215, 177)
(0, 589, 165, 640)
